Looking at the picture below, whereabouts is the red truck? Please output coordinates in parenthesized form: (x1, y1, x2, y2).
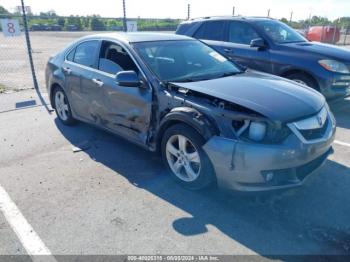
(307, 26, 340, 43)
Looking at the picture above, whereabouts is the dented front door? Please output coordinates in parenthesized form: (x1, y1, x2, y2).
(89, 70, 152, 144)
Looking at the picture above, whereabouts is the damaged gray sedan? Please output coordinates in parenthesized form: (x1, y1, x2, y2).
(46, 33, 336, 192)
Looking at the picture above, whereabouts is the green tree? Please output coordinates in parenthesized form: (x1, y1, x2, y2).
(308, 16, 331, 26)
(91, 16, 106, 31)
(0, 5, 11, 30)
(67, 15, 82, 30)
(0, 5, 11, 15)
(338, 17, 350, 28)
(39, 10, 57, 18)
(280, 18, 289, 25)
(81, 17, 90, 29)
(107, 19, 122, 30)
(57, 17, 65, 27)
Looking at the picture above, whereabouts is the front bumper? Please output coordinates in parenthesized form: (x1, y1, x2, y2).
(202, 111, 336, 192)
(320, 73, 350, 99)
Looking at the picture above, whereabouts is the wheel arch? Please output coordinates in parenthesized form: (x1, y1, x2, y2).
(279, 69, 320, 91)
(155, 107, 219, 153)
(49, 83, 63, 109)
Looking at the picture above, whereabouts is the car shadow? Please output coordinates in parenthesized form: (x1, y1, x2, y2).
(54, 119, 350, 257)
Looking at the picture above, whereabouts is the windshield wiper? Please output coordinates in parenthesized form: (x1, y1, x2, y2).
(222, 71, 243, 77)
(170, 78, 196, 83)
(168, 76, 211, 83)
(280, 40, 307, 44)
(167, 71, 243, 83)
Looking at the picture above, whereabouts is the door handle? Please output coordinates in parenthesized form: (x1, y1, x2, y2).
(63, 67, 72, 74)
(224, 48, 234, 53)
(92, 78, 104, 87)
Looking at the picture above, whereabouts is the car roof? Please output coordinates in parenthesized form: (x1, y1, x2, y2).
(182, 16, 274, 24)
(82, 32, 192, 43)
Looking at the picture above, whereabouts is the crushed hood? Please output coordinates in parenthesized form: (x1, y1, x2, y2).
(171, 71, 325, 123)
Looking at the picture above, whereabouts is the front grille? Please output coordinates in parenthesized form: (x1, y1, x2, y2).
(288, 106, 332, 143)
(299, 118, 329, 140)
(332, 71, 350, 89)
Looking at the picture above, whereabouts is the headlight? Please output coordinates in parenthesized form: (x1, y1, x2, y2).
(232, 120, 291, 144)
(249, 121, 266, 142)
(319, 59, 349, 74)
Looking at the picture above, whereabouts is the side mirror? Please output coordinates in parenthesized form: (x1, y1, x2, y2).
(116, 71, 142, 87)
(250, 38, 267, 50)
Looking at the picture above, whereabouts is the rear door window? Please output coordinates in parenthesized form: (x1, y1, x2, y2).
(73, 40, 99, 68)
(194, 21, 225, 41)
(228, 21, 259, 45)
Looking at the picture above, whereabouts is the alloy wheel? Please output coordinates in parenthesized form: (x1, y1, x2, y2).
(165, 134, 201, 182)
(54, 90, 69, 121)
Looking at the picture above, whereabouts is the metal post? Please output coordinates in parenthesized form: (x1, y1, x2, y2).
(122, 0, 127, 32)
(20, 0, 38, 90)
(232, 6, 235, 16)
(187, 4, 190, 20)
(290, 11, 293, 23)
(332, 18, 339, 44)
(308, 13, 312, 30)
(267, 9, 270, 17)
(344, 24, 348, 45)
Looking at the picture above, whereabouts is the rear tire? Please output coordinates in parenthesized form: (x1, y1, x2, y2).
(161, 123, 216, 190)
(53, 86, 76, 126)
(286, 73, 318, 90)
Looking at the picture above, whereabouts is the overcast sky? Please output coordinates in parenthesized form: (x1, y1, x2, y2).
(1, 0, 349, 20)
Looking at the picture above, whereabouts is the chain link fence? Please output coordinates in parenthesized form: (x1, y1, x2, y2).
(294, 22, 350, 46)
(0, 14, 33, 93)
(1, 10, 349, 95)
(0, 13, 183, 94)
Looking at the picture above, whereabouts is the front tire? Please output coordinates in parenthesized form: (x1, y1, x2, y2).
(53, 87, 76, 125)
(161, 123, 215, 190)
(286, 73, 318, 90)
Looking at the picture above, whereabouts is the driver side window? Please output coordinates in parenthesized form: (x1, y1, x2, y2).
(228, 21, 259, 45)
(98, 41, 138, 75)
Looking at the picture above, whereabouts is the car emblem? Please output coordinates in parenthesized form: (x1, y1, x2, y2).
(317, 115, 324, 127)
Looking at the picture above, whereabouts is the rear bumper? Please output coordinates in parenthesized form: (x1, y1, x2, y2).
(202, 126, 335, 192)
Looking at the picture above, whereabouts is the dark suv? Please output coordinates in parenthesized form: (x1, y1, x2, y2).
(176, 16, 350, 99)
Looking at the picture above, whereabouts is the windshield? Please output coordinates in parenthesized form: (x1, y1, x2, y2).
(133, 40, 241, 82)
(256, 20, 307, 44)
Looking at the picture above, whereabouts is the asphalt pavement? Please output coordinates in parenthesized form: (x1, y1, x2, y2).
(0, 89, 349, 258)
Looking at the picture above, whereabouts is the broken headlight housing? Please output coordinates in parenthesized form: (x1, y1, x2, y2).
(232, 119, 291, 144)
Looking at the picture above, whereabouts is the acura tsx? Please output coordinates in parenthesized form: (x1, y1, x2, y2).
(46, 33, 336, 192)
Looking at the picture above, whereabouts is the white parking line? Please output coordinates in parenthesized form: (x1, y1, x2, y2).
(0, 185, 57, 261)
(334, 140, 350, 148)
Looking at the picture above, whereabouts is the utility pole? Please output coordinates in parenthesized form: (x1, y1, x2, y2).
(308, 12, 312, 30)
(20, 0, 38, 90)
(122, 0, 127, 32)
(187, 4, 190, 20)
(290, 11, 293, 23)
(232, 6, 235, 16)
(267, 9, 270, 17)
